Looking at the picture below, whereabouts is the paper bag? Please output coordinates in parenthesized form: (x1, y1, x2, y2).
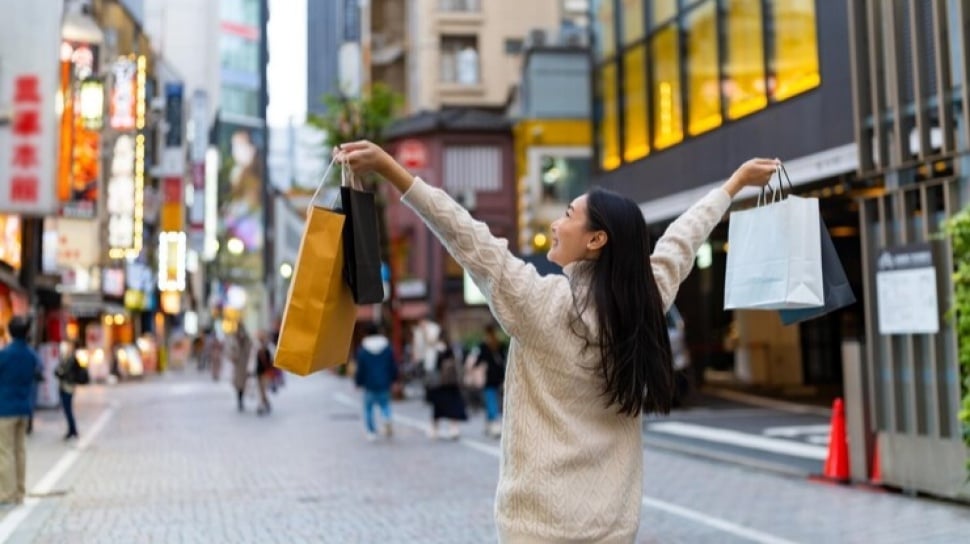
(275, 167, 356, 375)
(724, 194, 824, 310)
(340, 170, 384, 304)
(778, 218, 856, 325)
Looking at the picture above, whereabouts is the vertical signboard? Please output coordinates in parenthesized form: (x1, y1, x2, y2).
(188, 90, 208, 252)
(876, 244, 940, 335)
(106, 56, 146, 259)
(58, 43, 102, 218)
(0, 0, 62, 214)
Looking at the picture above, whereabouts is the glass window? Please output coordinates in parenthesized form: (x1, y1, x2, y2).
(686, 1, 721, 136)
(622, 0, 644, 45)
(650, 25, 682, 149)
(440, 36, 479, 84)
(221, 85, 259, 117)
(652, 0, 677, 27)
(623, 45, 649, 161)
(725, 0, 767, 119)
(599, 63, 621, 170)
(595, 0, 616, 59)
(221, 0, 260, 26)
(220, 34, 259, 73)
(771, 0, 820, 100)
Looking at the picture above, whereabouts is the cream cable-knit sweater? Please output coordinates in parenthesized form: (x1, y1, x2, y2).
(402, 178, 732, 543)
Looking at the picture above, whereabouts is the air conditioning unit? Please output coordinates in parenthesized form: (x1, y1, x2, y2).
(526, 28, 548, 48)
(559, 26, 589, 48)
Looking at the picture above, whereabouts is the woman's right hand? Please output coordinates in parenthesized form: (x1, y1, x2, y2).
(335, 140, 415, 193)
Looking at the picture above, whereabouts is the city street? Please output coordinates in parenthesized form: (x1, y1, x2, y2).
(0, 371, 967, 543)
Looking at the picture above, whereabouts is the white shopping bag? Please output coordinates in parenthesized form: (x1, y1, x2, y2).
(724, 195, 824, 310)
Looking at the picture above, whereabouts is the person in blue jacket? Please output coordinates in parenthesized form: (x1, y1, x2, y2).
(0, 316, 43, 506)
(354, 323, 398, 441)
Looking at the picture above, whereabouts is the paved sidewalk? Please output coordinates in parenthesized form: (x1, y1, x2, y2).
(0, 371, 966, 543)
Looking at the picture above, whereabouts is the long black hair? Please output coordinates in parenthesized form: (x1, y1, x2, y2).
(579, 188, 674, 416)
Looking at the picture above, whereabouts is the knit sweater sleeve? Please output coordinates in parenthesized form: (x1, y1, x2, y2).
(650, 187, 732, 311)
(401, 178, 554, 339)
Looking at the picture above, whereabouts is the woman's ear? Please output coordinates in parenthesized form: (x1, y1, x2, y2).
(587, 230, 608, 252)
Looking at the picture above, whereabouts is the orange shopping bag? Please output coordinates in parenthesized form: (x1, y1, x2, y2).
(275, 161, 356, 375)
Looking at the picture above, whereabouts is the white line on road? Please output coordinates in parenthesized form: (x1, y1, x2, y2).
(762, 424, 830, 438)
(334, 392, 798, 544)
(640, 496, 800, 544)
(0, 402, 118, 544)
(647, 421, 828, 460)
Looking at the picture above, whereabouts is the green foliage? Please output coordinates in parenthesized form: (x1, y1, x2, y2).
(942, 207, 970, 469)
(307, 83, 403, 149)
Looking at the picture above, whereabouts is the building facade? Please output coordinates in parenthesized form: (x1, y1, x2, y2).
(590, 0, 969, 500)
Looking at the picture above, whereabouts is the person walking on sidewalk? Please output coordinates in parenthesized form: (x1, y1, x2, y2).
(0, 317, 42, 506)
(336, 141, 778, 543)
(354, 323, 398, 440)
(254, 330, 275, 416)
(228, 324, 253, 412)
(421, 326, 467, 440)
(467, 323, 506, 439)
(55, 341, 87, 441)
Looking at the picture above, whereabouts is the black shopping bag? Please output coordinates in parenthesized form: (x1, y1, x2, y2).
(340, 180, 384, 304)
(778, 218, 855, 325)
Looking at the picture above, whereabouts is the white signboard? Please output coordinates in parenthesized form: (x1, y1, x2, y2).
(876, 244, 939, 335)
(107, 135, 136, 251)
(56, 217, 100, 267)
(0, 0, 62, 214)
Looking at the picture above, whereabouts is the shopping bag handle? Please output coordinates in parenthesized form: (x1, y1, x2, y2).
(309, 155, 366, 212)
(757, 162, 793, 206)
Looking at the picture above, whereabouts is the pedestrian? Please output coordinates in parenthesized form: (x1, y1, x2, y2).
(354, 323, 397, 440)
(204, 327, 224, 382)
(337, 141, 778, 542)
(466, 323, 506, 439)
(420, 326, 466, 440)
(254, 330, 274, 416)
(0, 316, 42, 506)
(55, 340, 87, 441)
(228, 324, 252, 412)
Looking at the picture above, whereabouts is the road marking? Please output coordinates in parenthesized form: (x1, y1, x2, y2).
(640, 496, 800, 544)
(334, 392, 798, 544)
(0, 402, 117, 543)
(647, 421, 828, 460)
(763, 424, 830, 438)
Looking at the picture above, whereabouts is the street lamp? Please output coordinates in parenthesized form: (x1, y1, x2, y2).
(279, 262, 293, 280)
(226, 237, 245, 256)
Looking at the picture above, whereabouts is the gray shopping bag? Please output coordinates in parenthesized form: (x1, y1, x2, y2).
(778, 218, 855, 325)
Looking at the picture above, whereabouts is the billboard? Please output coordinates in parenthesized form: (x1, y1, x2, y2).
(217, 122, 264, 282)
(0, 0, 62, 215)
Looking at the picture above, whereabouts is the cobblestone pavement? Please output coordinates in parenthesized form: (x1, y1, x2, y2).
(0, 370, 967, 543)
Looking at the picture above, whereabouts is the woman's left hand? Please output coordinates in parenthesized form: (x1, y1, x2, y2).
(723, 158, 781, 197)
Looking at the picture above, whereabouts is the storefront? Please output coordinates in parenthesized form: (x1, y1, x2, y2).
(589, 0, 864, 394)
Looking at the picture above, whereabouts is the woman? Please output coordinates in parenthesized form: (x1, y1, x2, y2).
(55, 341, 84, 440)
(421, 326, 466, 440)
(336, 141, 778, 543)
(471, 323, 506, 439)
(254, 330, 274, 416)
(229, 325, 252, 413)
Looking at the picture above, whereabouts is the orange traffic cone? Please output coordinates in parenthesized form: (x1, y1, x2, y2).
(822, 398, 849, 482)
(870, 439, 882, 484)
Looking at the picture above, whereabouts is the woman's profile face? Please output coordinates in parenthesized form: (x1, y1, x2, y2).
(548, 194, 596, 267)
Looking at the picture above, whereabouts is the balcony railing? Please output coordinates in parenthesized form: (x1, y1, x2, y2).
(438, 0, 480, 12)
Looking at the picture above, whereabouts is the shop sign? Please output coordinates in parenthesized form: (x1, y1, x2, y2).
(397, 139, 428, 170)
(102, 267, 125, 297)
(107, 134, 145, 258)
(109, 58, 137, 130)
(876, 243, 939, 335)
(56, 217, 99, 267)
(158, 231, 186, 292)
(58, 46, 102, 220)
(0, 214, 22, 270)
(0, 0, 61, 214)
(160, 175, 184, 231)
